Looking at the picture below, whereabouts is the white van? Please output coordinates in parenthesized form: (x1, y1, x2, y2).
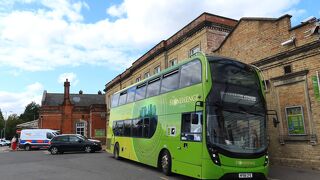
(19, 129, 58, 151)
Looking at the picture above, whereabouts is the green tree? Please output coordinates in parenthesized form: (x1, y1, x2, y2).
(5, 114, 23, 139)
(0, 109, 4, 138)
(19, 102, 40, 122)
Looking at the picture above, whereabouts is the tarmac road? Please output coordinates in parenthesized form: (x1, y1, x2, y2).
(0, 147, 319, 180)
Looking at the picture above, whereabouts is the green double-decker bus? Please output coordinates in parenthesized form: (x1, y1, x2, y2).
(106, 53, 269, 179)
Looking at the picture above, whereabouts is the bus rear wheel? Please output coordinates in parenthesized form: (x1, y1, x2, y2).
(113, 143, 120, 160)
(160, 150, 172, 176)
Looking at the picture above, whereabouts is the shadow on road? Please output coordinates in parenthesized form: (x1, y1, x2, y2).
(107, 155, 194, 180)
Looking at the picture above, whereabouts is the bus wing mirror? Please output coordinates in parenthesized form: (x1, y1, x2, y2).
(194, 101, 204, 114)
(195, 101, 204, 107)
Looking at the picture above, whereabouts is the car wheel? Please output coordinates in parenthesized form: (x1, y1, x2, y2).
(160, 150, 172, 176)
(84, 146, 92, 153)
(25, 145, 31, 151)
(50, 147, 59, 155)
(113, 143, 120, 160)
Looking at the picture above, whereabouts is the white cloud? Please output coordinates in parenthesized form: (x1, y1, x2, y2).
(58, 72, 79, 86)
(0, 0, 303, 73)
(0, 82, 44, 114)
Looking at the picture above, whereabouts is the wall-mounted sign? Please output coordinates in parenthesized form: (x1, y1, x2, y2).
(286, 106, 306, 135)
(311, 72, 320, 101)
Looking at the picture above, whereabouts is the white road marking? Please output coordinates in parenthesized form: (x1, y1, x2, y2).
(159, 177, 168, 180)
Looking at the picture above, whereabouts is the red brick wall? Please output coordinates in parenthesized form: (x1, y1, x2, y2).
(40, 104, 107, 144)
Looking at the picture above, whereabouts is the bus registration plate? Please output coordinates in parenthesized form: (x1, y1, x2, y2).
(239, 173, 253, 178)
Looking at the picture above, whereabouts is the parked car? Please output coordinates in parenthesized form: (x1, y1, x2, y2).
(0, 139, 6, 146)
(0, 139, 10, 146)
(48, 134, 102, 155)
(19, 129, 58, 151)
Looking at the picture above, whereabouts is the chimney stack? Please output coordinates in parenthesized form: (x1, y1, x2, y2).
(63, 79, 71, 105)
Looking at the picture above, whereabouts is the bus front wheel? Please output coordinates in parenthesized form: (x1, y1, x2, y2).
(160, 150, 172, 176)
(114, 143, 120, 160)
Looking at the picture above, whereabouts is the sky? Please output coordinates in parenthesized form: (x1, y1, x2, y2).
(0, 0, 319, 115)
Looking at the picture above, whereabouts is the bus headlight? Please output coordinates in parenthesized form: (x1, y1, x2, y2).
(208, 147, 221, 166)
(264, 154, 269, 166)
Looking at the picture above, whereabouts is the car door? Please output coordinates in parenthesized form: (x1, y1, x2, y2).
(68, 135, 84, 151)
(55, 136, 69, 152)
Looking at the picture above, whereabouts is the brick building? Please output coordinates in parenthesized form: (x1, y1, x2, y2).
(104, 12, 320, 169)
(213, 15, 320, 169)
(40, 79, 106, 142)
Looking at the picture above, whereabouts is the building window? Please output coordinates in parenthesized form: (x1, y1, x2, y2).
(76, 121, 86, 136)
(284, 65, 292, 74)
(154, 66, 161, 74)
(144, 72, 150, 79)
(136, 77, 141, 83)
(189, 45, 200, 57)
(285, 106, 306, 135)
(169, 59, 177, 67)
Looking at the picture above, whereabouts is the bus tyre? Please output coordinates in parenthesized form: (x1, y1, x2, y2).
(114, 143, 120, 160)
(25, 144, 31, 151)
(161, 150, 172, 176)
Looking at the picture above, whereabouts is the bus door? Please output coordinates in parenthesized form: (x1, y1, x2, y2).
(176, 112, 203, 166)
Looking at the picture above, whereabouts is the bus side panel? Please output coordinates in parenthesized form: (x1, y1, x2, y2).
(130, 95, 165, 167)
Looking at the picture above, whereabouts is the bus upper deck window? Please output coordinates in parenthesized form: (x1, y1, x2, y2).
(180, 60, 202, 88)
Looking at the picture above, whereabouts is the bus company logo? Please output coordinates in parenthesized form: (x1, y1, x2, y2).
(169, 95, 198, 106)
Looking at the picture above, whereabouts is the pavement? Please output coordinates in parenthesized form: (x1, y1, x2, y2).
(1, 146, 320, 180)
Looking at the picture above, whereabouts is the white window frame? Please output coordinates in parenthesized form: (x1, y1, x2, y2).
(285, 105, 306, 136)
(189, 45, 200, 57)
(154, 66, 161, 74)
(76, 121, 87, 136)
(136, 77, 141, 83)
(144, 72, 150, 79)
(169, 59, 177, 67)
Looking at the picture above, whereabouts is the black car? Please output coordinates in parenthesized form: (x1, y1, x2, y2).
(48, 134, 102, 155)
